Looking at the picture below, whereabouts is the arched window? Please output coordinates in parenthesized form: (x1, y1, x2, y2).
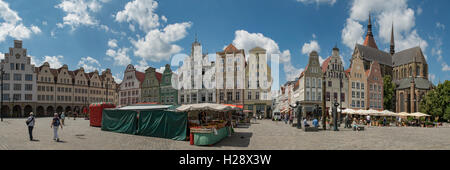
(409, 66, 412, 77)
(416, 66, 420, 77)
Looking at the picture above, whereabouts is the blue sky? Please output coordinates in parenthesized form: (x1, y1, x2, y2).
(0, 0, 448, 88)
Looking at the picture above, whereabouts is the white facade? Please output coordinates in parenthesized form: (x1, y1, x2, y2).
(1, 40, 37, 117)
(119, 64, 143, 106)
(178, 40, 216, 104)
(322, 47, 349, 109)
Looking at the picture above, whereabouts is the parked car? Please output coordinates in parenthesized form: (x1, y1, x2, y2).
(272, 112, 281, 121)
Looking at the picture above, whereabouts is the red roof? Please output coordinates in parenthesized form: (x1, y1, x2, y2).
(363, 34, 378, 49)
(224, 44, 239, 53)
(344, 68, 351, 77)
(155, 72, 162, 82)
(135, 71, 145, 83)
(321, 56, 332, 73)
(299, 64, 309, 78)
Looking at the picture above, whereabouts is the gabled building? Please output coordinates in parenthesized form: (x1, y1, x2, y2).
(321, 46, 348, 111)
(178, 38, 216, 104)
(366, 61, 383, 110)
(141, 67, 162, 103)
(119, 64, 144, 106)
(347, 55, 367, 110)
(244, 47, 272, 118)
(160, 64, 178, 105)
(0, 40, 37, 117)
(216, 44, 245, 105)
(296, 51, 323, 115)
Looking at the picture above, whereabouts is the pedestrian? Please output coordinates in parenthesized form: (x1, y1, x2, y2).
(61, 112, 65, 126)
(51, 113, 63, 142)
(383, 117, 387, 127)
(366, 115, 371, 127)
(289, 114, 293, 125)
(26, 112, 36, 141)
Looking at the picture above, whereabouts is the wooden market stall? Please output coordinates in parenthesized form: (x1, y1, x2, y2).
(176, 103, 241, 146)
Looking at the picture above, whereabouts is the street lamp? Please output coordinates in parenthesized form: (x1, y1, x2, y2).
(332, 98, 339, 131)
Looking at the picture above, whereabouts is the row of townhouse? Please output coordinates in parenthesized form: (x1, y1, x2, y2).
(1, 40, 119, 117)
(117, 38, 274, 118)
(276, 15, 433, 116)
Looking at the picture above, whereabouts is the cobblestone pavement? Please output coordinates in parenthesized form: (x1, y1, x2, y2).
(1, 118, 449, 150)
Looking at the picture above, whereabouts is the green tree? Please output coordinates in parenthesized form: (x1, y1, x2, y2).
(383, 75, 395, 111)
(420, 80, 450, 121)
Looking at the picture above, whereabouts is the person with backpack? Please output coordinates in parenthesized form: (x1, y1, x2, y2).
(51, 113, 63, 142)
(26, 112, 36, 141)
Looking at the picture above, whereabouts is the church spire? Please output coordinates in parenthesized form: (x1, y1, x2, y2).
(363, 13, 379, 49)
(367, 14, 373, 36)
(390, 21, 395, 55)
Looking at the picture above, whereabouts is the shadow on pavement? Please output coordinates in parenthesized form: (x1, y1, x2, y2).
(214, 132, 252, 147)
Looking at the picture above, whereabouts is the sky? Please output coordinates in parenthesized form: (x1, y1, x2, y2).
(0, 0, 449, 90)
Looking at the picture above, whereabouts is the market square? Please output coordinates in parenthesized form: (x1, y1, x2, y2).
(1, 117, 450, 150)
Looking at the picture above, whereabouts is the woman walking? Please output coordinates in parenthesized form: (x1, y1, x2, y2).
(51, 113, 63, 142)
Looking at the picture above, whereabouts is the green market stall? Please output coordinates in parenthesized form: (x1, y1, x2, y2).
(176, 103, 240, 146)
(101, 104, 188, 141)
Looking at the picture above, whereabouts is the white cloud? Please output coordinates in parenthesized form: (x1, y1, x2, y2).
(55, 0, 110, 30)
(115, 0, 160, 32)
(156, 66, 165, 73)
(41, 55, 64, 69)
(78, 56, 101, 72)
(131, 22, 192, 62)
(0, 0, 41, 42)
(106, 47, 131, 66)
(231, 30, 303, 81)
(436, 22, 445, 30)
(31, 25, 41, 34)
(442, 63, 450, 72)
(297, 0, 337, 6)
(416, 6, 422, 15)
(341, 0, 428, 52)
(113, 73, 123, 84)
(134, 59, 148, 72)
(301, 40, 321, 54)
(428, 73, 436, 83)
(108, 39, 118, 48)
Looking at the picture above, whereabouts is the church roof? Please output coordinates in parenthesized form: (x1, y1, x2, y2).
(392, 46, 425, 67)
(355, 44, 392, 66)
(363, 34, 378, 49)
(395, 77, 433, 90)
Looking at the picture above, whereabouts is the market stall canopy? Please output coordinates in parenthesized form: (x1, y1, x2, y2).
(176, 103, 241, 112)
(397, 112, 411, 117)
(223, 104, 243, 109)
(117, 105, 173, 111)
(342, 108, 356, 114)
(411, 112, 430, 118)
(381, 110, 397, 117)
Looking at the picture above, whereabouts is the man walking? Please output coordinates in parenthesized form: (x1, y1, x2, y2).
(61, 112, 65, 126)
(26, 112, 35, 141)
(51, 113, 63, 142)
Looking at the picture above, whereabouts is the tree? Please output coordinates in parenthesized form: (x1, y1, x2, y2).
(383, 75, 395, 111)
(420, 80, 450, 121)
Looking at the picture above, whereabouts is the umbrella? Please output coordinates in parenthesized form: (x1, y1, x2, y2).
(397, 112, 411, 117)
(411, 112, 430, 118)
